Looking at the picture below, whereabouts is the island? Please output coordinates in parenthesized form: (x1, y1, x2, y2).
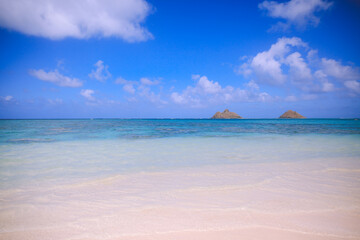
(279, 110, 306, 119)
(211, 109, 242, 119)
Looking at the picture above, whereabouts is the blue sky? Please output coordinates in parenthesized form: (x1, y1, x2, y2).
(0, 0, 359, 118)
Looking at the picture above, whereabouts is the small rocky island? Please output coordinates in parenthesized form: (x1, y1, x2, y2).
(211, 109, 242, 119)
(279, 110, 306, 119)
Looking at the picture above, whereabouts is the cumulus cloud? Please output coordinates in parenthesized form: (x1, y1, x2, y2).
(0, 0, 153, 42)
(29, 69, 83, 87)
(170, 76, 226, 105)
(320, 58, 360, 81)
(89, 60, 111, 82)
(285, 51, 312, 84)
(116, 76, 160, 92)
(171, 92, 187, 104)
(247, 37, 307, 85)
(138, 85, 167, 104)
(140, 77, 160, 86)
(197, 76, 222, 94)
(171, 75, 273, 107)
(115, 77, 138, 94)
(344, 81, 360, 94)
(259, 0, 333, 30)
(115, 77, 131, 85)
(237, 63, 253, 77)
(238, 37, 360, 95)
(80, 89, 95, 101)
(115, 76, 166, 103)
(123, 84, 136, 94)
(246, 80, 259, 90)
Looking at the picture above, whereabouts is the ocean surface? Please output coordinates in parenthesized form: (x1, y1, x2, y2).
(0, 119, 360, 240)
(1, 119, 360, 143)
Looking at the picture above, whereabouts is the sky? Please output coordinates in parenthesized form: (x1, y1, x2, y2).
(0, 0, 359, 118)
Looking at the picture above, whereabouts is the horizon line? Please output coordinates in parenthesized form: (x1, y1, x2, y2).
(0, 118, 358, 120)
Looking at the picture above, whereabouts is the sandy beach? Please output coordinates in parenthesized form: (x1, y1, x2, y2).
(1, 142, 359, 240)
(1, 0, 360, 238)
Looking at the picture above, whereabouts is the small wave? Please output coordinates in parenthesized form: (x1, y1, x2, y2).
(8, 138, 54, 143)
(49, 128, 73, 133)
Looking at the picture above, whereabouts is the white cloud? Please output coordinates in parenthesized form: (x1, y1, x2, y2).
(321, 58, 360, 81)
(4, 95, 13, 101)
(171, 92, 187, 104)
(29, 69, 83, 87)
(197, 76, 222, 94)
(246, 80, 259, 90)
(302, 93, 318, 100)
(115, 77, 159, 87)
(171, 75, 273, 107)
(191, 74, 201, 80)
(285, 51, 312, 84)
(314, 70, 335, 92)
(0, 0, 153, 42)
(80, 89, 95, 101)
(344, 81, 360, 94)
(257, 92, 273, 102)
(115, 76, 166, 103)
(238, 37, 360, 95)
(321, 81, 335, 92)
(137, 85, 167, 104)
(186, 76, 224, 98)
(0, 95, 13, 102)
(171, 76, 226, 106)
(57, 59, 65, 69)
(285, 95, 297, 101)
(259, 0, 333, 30)
(48, 98, 63, 104)
(140, 77, 160, 86)
(250, 37, 307, 85)
(236, 63, 252, 77)
(89, 60, 111, 82)
(115, 76, 137, 94)
(123, 84, 136, 94)
(115, 77, 130, 85)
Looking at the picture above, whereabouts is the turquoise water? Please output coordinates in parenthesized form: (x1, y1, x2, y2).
(1, 119, 360, 238)
(1, 119, 359, 143)
(0, 119, 359, 189)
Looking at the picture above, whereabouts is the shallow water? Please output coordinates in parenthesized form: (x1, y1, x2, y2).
(1, 119, 359, 143)
(0, 119, 359, 239)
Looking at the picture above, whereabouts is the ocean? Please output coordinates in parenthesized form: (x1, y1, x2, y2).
(0, 119, 360, 239)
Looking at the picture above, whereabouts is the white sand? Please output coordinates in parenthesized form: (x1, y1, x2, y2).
(1, 157, 360, 240)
